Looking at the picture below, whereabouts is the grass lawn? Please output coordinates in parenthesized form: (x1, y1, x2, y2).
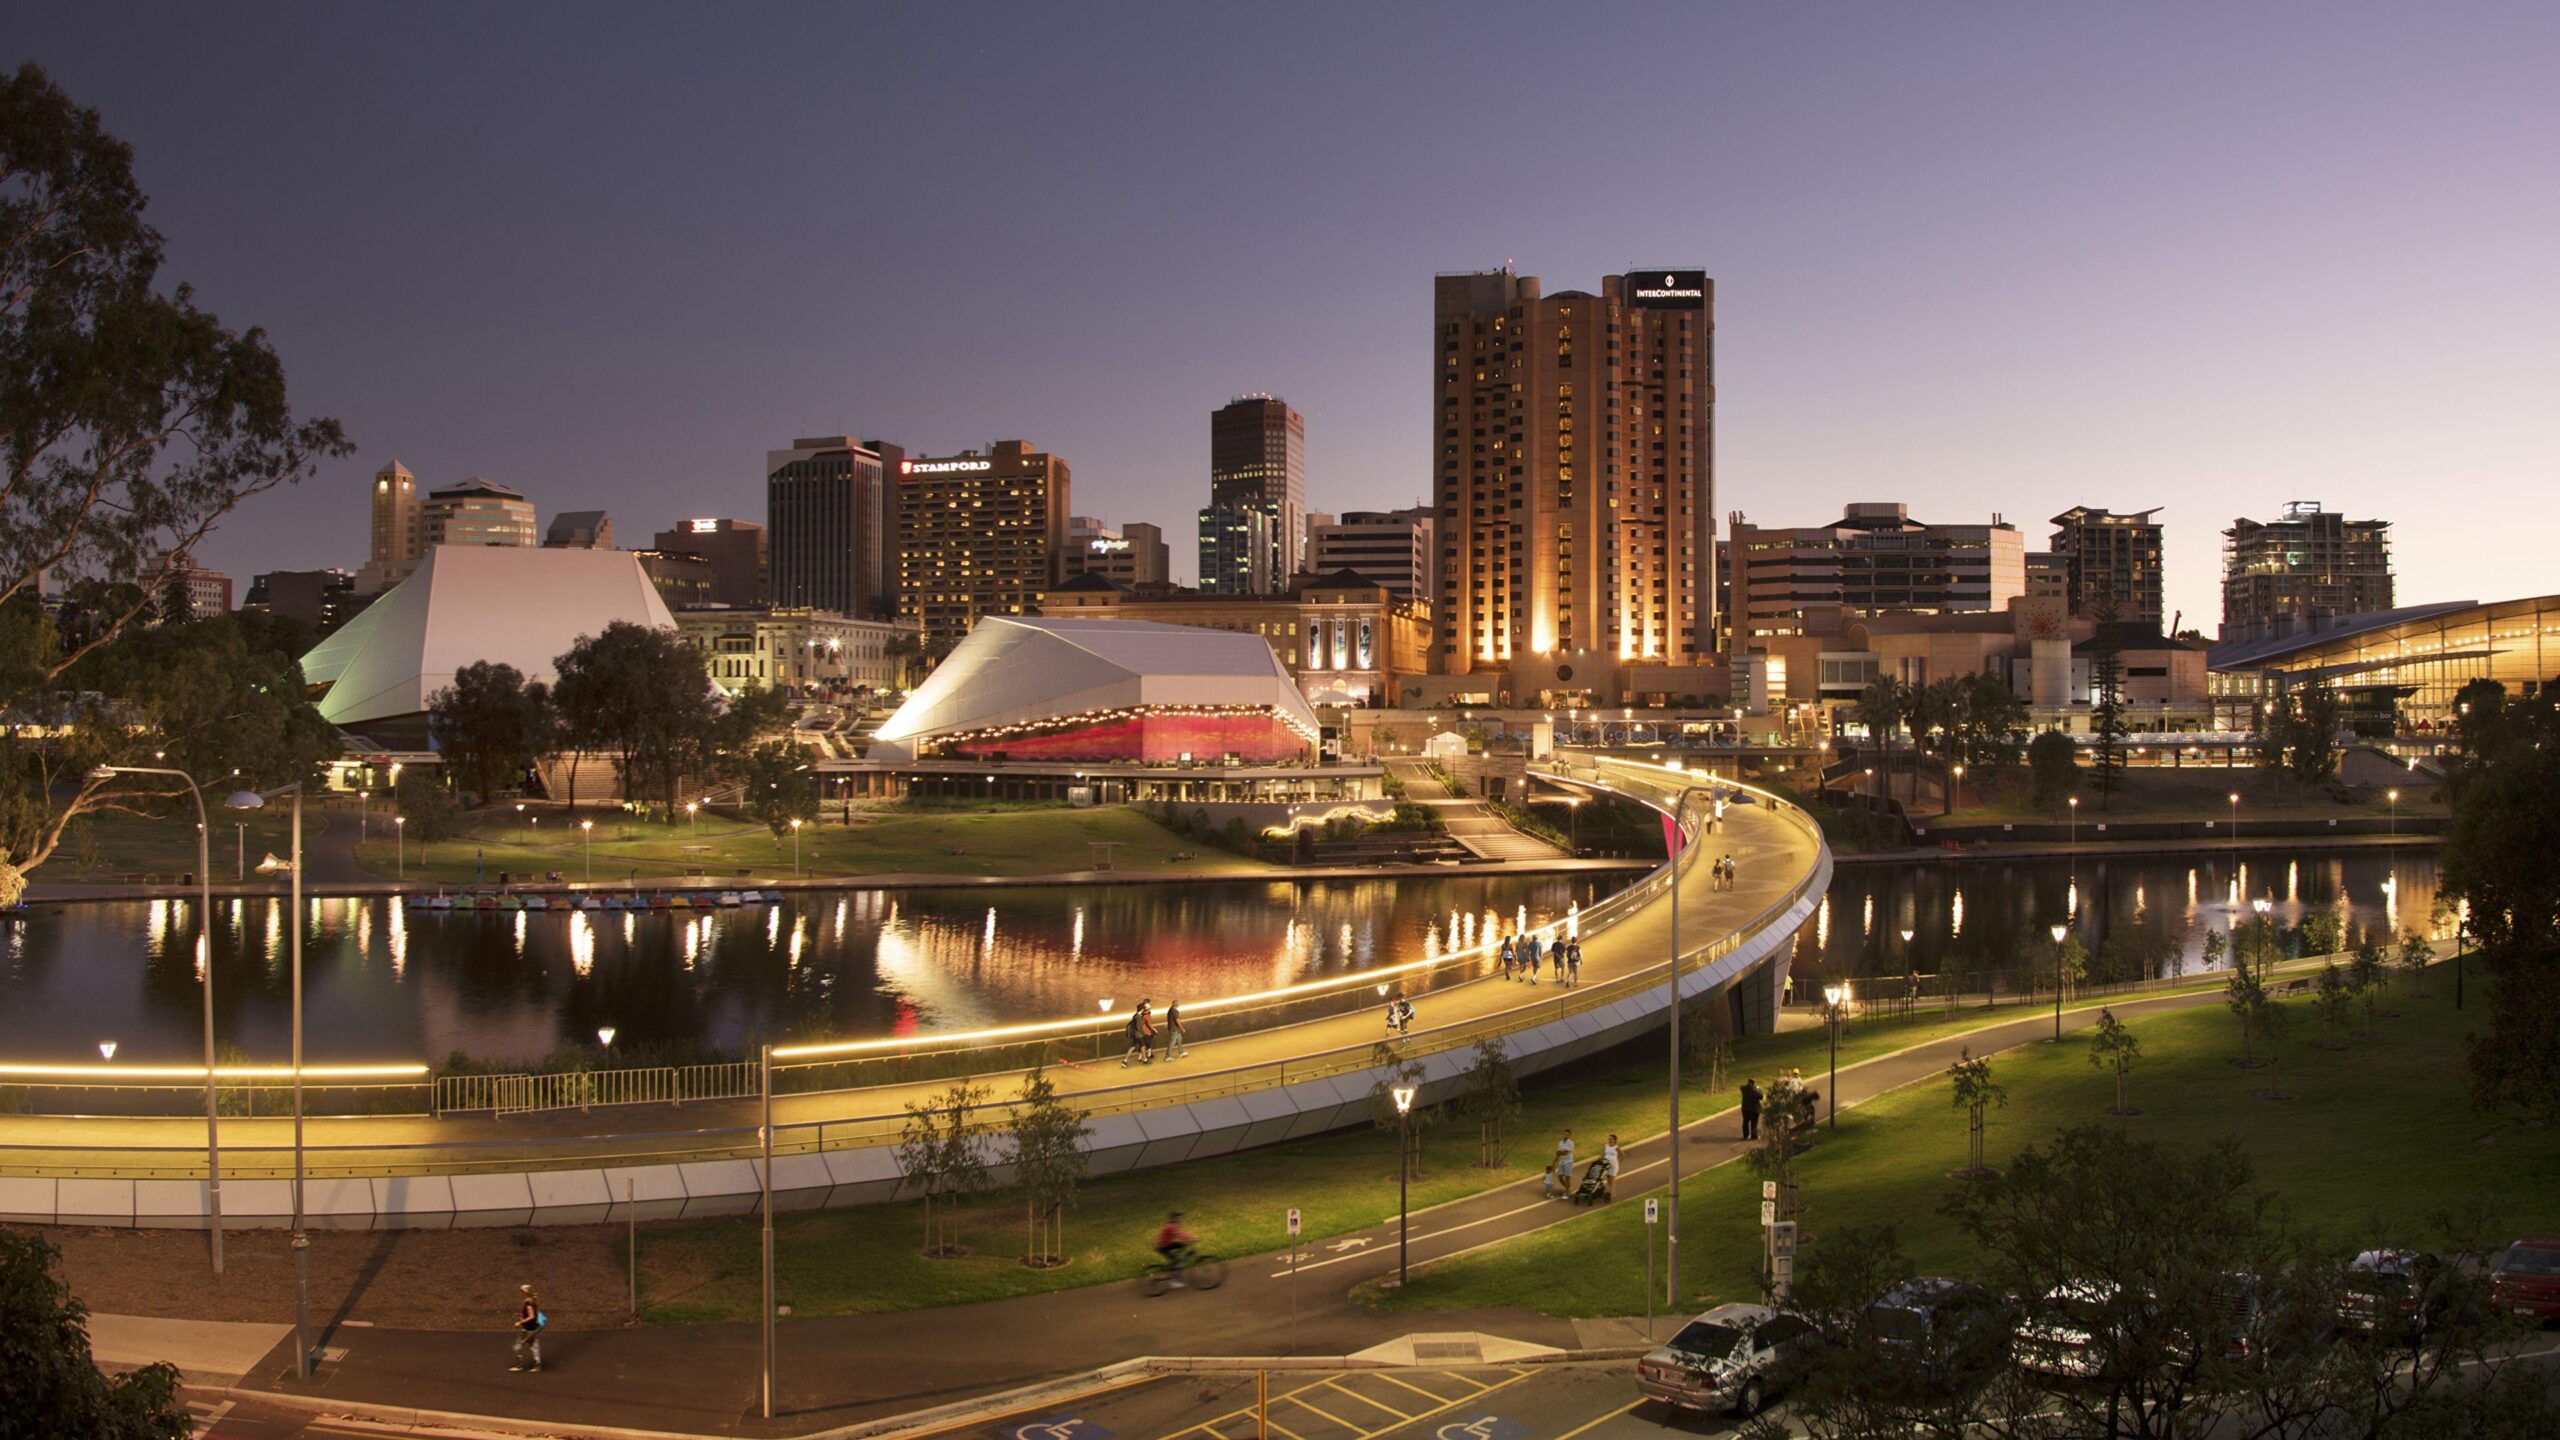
(45, 806, 346, 880)
(1370, 964, 2558, 1319)
(352, 804, 1275, 885)
(1940, 765, 2446, 828)
(631, 982, 2243, 1322)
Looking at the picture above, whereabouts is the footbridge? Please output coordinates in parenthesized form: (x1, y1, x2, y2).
(0, 755, 1829, 1229)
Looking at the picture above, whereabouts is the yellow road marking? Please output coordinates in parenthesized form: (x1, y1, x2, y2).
(1284, 1394, 1364, 1431)
(1321, 1381, 1419, 1421)
(1163, 1369, 1534, 1440)
(1366, 1371, 1460, 1405)
(1553, 1398, 1646, 1439)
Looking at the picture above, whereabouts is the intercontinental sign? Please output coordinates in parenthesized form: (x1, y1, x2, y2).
(1629, 269, 1709, 310)
(902, 458, 995, 475)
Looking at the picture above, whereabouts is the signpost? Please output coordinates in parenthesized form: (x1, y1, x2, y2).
(1769, 1220, 1799, 1302)
(1287, 1208, 1302, 1354)
(1643, 1198, 1661, 1340)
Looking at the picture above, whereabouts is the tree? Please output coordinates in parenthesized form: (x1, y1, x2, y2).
(2056, 933, 2089, 1001)
(1365, 1041, 1432, 1175)
(426, 661, 554, 807)
(739, 741, 818, 838)
(2087, 1007, 2141, 1116)
(1004, 1063, 1089, 1269)
(1858, 674, 1906, 802)
(2437, 679, 2560, 1121)
(2086, 602, 2129, 807)
(2400, 929, 2435, 997)
(550, 622, 722, 817)
(2312, 962, 2353, 1050)
(2287, 680, 2344, 790)
(0, 1229, 190, 1439)
(2200, 927, 2226, 979)
(2224, 963, 2268, 1067)
(0, 66, 349, 898)
(1957, 670, 2030, 777)
(2296, 901, 2345, 959)
(2350, 934, 2389, 1030)
(1947, 1048, 2005, 1179)
(393, 766, 456, 849)
(896, 1080, 991, 1258)
(2027, 729, 2077, 813)
(1449, 1036, 1520, 1168)
(1681, 999, 1735, 1092)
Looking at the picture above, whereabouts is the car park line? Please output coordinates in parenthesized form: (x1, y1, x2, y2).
(1163, 1368, 1534, 1440)
(1549, 1398, 1646, 1439)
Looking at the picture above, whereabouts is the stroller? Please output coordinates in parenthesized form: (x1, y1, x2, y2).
(1569, 1158, 1613, 1206)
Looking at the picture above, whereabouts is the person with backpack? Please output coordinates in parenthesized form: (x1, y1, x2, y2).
(1122, 999, 1155, 1066)
(1565, 939, 1583, 988)
(1498, 933, 1516, 980)
(510, 1284, 546, 1372)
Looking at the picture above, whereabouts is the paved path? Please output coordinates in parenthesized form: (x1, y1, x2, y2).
(183, 972, 2286, 1437)
(0, 781, 1815, 1179)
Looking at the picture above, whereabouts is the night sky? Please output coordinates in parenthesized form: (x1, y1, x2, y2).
(17, 2, 2558, 628)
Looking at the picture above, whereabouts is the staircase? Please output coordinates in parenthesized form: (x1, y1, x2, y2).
(1384, 759, 1568, 862)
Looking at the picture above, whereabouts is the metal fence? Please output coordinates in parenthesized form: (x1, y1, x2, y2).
(433, 1062, 760, 1116)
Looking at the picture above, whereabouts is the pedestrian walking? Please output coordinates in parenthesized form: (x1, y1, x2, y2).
(1121, 1000, 1156, 1066)
(1566, 940, 1583, 987)
(1394, 997, 1414, 1035)
(1164, 1002, 1187, 1059)
(1541, 1129, 1577, 1199)
(1601, 1133, 1621, 1201)
(1523, 931, 1541, 985)
(510, 1284, 546, 1372)
(1739, 1077, 1764, 1140)
(1499, 934, 1516, 980)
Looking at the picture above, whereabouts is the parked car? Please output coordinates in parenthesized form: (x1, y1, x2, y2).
(2015, 1281, 2139, 1381)
(1636, 1302, 1821, 1416)
(2335, 1249, 2445, 1336)
(1867, 1277, 2009, 1390)
(2489, 1236, 2560, 1322)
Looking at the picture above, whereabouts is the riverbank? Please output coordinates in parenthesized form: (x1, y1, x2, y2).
(1831, 830, 2443, 866)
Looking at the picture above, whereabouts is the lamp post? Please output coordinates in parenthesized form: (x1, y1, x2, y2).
(99, 1040, 117, 1061)
(1949, 763, 1965, 815)
(2228, 791, 2240, 870)
(235, 821, 246, 881)
(581, 818, 594, 883)
(2050, 922, 2068, 1039)
(2251, 896, 2273, 978)
(758, 1041, 775, 1420)
(2387, 788, 2399, 839)
(597, 1026, 616, 1050)
(2067, 795, 2079, 851)
(1096, 998, 1114, 1062)
(1821, 983, 1849, 1129)
(90, 764, 223, 1274)
(224, 781, 310, 1377)
(687, 801, 699, 833)
(1900, 927, 1915, 979)
(394, 816, 406, 879)
(1392, 1084, 1417, 1286)
(789, 817, 803, 877)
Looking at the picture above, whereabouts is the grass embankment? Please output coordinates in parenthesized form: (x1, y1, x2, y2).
(1939, 766, 2444, 828)
(633, 984, 2237, 1323)
(1373, 964, 2557, 1319)
(46, 807, 339, 880)
(353, 804, 1275, 885)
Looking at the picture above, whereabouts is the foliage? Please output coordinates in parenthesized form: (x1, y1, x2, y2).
(2312, 962, 2353, 1049)
(1004, 1063, 1090, 1267)
(2350, 934, 2389, 1034)
(1449, 1037, 1520, 1167)
(1946, 1047, 2005, 1177)
(0, 1229, 189, 1440)
(393, 766, 457, 846)
(2437, 677, 2560, 1120)
(2295, 901, 2345, 959)
(2224, 963, 2271, 1066)
(739, 741, 818, 838)
(2087, 1006, 2141, 1115)
(2027, 729, 2077, 812)
(426, 661, 553, 807)
(1365, 1041, 1433, 1173)
(895, 1080, 992, 1258)
(2286, 680, 2344, 789)
(1858, 674, 1906, 798)
(2399, 929, 2434, 997)
(550, 622, 723, 816)
(2086, 601, 2128, 806)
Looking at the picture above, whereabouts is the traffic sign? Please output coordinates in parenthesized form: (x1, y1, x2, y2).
(1286, 1208, 1301, 1237)
(1644, 1198, 1659, 1225)
(1762, 1180, 1777, 1199)
(1759, 1200, 1776, 1227)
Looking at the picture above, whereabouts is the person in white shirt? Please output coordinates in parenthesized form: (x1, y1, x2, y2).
(1601, 1133, 1622, 1201)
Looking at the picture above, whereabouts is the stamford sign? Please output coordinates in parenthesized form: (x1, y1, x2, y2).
(903, 458, 994, 476)
(1628, 269, 1709, 309)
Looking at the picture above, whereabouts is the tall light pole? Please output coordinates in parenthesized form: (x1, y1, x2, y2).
(687, 800, 699, 833)
(1900, 927, 1915, 978)
(2251, 896, 2273, 978)
(1948, 763, 1965, 816)
(1392, 1085, 1416, 1286)
(759, 1040, 776, 1419)
(2067, 795, 2079, 851)
(790, 817, 803, 877)
(2050, 922, 2068, 1039)
(581, 818, 594, 883)
(1821, 984, 1849, 1129)
(226, 782, 310, 1376)
(394, 815, 406, 880)
(91, 764, 223, 1274)
(2387, 788, 2399, 839)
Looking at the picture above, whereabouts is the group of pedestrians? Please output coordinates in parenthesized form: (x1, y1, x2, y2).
(1496, 929, 1584, 987)
(1708, 853, 1739, 890)
(1120, 997, 1188, 1066)
(1382, 993, 1414, 1036)
(1537, 1127, 1622, 1201)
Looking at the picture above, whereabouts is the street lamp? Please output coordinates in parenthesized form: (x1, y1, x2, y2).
(1097, 998, 1114, 1063)
(789, 817, 803, 876)
(98, 1041, 117, 1061)
(90, 763, 223, 1274)
(1949, 763, 1965, 815)
(597, 1027, 617, 1049)
(394, 816, 406, 879)
(2251, 896, 2273, 977)
(2387, 788, 2399, 838)
(1392, 1084, 1417, 1286)
(2067, 795, 2079, 851)
(2050, 922, 2069, 1040)
(1821, 983, 1850, 1129)
(1900, 927, 1915, 978)
(2228, 791, 2241, 877)
(224, 781, 313, 1378)
(581, 818, 594, 883)
(687, 801, 699, 832)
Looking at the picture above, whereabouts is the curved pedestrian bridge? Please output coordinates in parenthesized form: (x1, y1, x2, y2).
(0, 754, 1828, 1229)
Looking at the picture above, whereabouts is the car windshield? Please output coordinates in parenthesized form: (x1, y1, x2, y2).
(2502, 1247, 2560, 1276)
(1870, 1306, 1931, 1344)
(1668, 1320, 1748, 1357)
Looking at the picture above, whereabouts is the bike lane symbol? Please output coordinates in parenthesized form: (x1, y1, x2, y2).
(1007, 1418, 1113, 1440)
(1434, 1419, 1530, 1440)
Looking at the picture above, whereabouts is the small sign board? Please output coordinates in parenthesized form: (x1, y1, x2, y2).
(1771, 1221, 1799, 1259)
(1762, 1180, 1777, 1200)
(1287, 1208, 1301, 1237)
(1644, 1198, 1660, 1225)
(1760, 1200, 1776, 1227)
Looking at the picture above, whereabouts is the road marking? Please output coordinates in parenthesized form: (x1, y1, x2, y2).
(1288, 1393, 1365, 1431)
(1551, 1399, 1644, 1439)
(1368, 1371, 1462, 1405)
(1325, 1381, 1419, 1420)
(1164, 1370, 1534, 1440)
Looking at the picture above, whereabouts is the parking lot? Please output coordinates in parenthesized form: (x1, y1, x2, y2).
(955, 1363, 1752, 1440)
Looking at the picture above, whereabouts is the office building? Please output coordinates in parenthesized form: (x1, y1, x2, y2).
(897, 439, 1070, 651)
(543, 510, 614, 549)
(767, 436, 902, 619)
(2221, 501, 2394, 643)
(358, 460, 423, 593)
(1210, 395, 1306, 583)
(653, 518, 767, 608)
(243, 568, 361, 633)
(2048, 505, 2164, 624)
(1310, 507, 1434, 602)
(1063, 517, 1169, 588)
(1197, 504, 1279, 595)
(152, 555, 232, 620)
(1042, 570, 1432, 709)
(2208, 593, 2558, 736)
(1432, 267, 1716, 702)
(676, 607, 918, 697)
(421, 477, 537, 549)
(632, 549, 716, 609)
(2025, 551, 2069, 606)
(1726, 503, 2025, 640)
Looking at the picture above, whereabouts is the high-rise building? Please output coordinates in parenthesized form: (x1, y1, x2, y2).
(2220, 501, 2393, 642)
(632, 549, 716, 609)
(766, 437, 902, 619)
(2024, 550, 2069, 606)
(358, 460, 423, 593)
(1432, 267, 1716, 698)
(2048, 506, 2164, 624)
(421, 477, 537, 549)
(1311, 507, 1434, 602)
(653, 518, 767, 609)
(1726, 504, 2026, 640)
(1197, 504, 1278, 595)
(897, 439, 1070, 650)
(1210, 395, 1305, 583)
(543, 511, 614, 549)
(1062, 517, 1169, 588)
(243, 568, 361, 633)
(150, 554, 232, 621)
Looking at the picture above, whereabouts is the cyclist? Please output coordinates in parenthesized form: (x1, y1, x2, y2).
(1153, 1210, 1197, 1286)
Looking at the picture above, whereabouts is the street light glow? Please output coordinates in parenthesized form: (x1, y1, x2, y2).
(1391, 1085, 1416, 1115)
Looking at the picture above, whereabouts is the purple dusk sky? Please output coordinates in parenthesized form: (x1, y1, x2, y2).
(17, 2, 2557, 631)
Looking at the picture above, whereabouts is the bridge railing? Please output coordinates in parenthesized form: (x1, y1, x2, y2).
(432, 1061, 760, 1117)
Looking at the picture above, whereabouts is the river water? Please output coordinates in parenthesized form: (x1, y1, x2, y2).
(0, 846, 2442, 1069)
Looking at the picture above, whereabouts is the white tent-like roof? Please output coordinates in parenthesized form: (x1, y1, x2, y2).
(870, 615, 1321, 757)
(301, 546, 677, 725)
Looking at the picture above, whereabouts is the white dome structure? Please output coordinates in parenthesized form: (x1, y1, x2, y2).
(870, 615, 1321, 763)
(301, 545, 677, 726)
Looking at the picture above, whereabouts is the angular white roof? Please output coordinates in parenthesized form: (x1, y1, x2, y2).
(301, 546, 676, 725)
(871, 615, 1320, 753)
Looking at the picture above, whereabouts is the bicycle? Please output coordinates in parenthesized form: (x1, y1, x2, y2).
(1141, 1245, 1227, 1296)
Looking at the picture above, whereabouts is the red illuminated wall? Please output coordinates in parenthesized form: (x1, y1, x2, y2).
(948, 710, 1305, 763)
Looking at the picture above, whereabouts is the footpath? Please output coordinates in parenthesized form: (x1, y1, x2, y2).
(103, 977, 2284, 1440)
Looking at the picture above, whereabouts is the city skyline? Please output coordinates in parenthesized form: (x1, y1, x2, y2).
(14, 2, 2557, 632)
